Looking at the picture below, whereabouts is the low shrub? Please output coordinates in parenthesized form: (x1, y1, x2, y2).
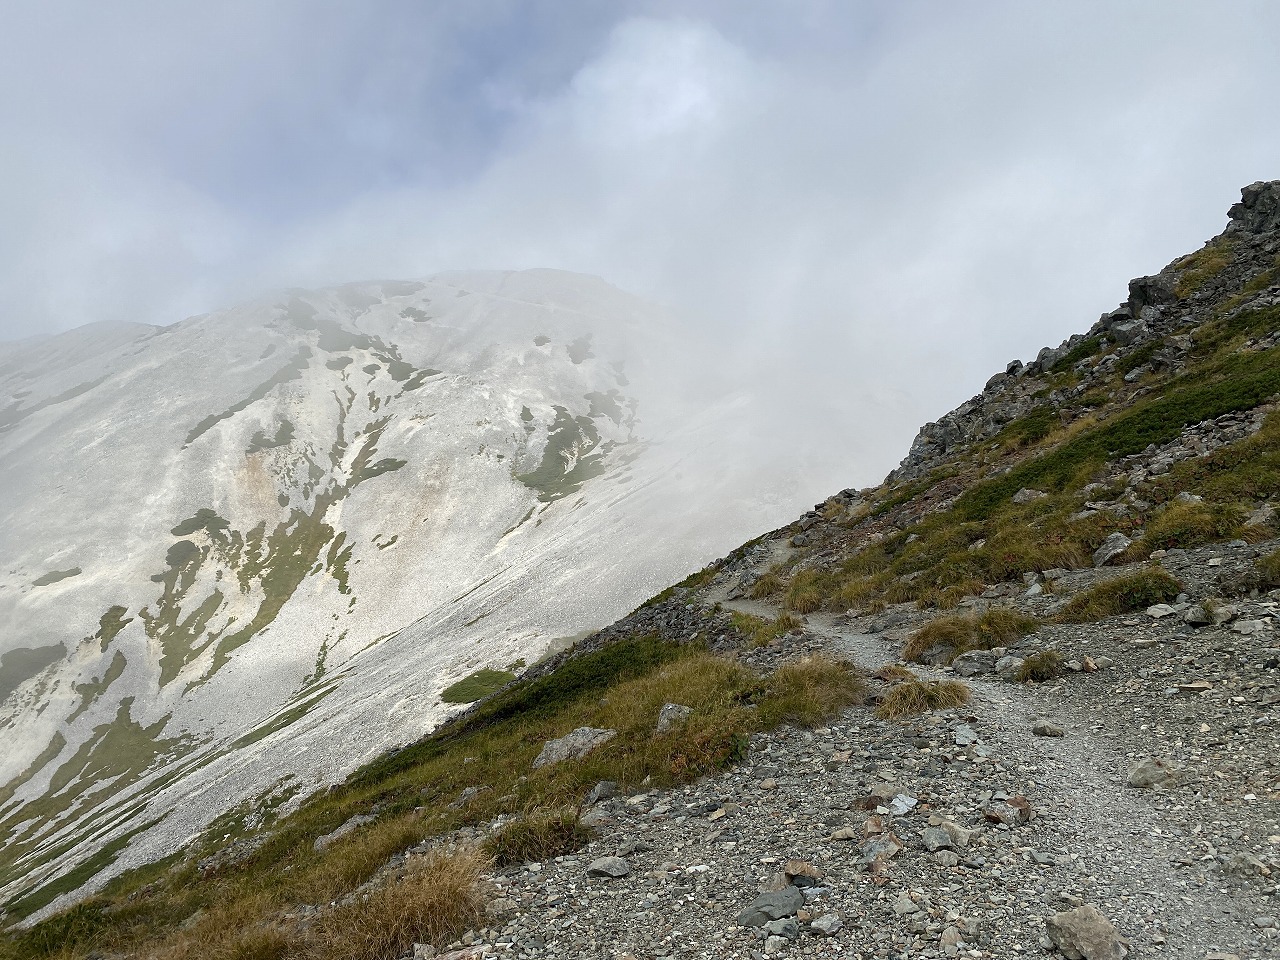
(875, 680, 971, 720)
(1016, 649, 1064, 682)
(756, 656, 864, 728)
(1058, 568, 1182, 622)
(902, 608, 1038, 664)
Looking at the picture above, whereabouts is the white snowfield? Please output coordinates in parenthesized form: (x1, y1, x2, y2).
(0, 269, 819, 920)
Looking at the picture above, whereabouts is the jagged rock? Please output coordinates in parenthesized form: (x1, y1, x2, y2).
(811, 912, 844, 935)
(1045, 904, 1130, 960)
(1092, 532, 1132, 567)
(1127, 757, 1180, 789)
(585, 780, 618, 805)
(762, 917, 799, 940)
(585, 856, 630, 878)
(1183, 604, 1212, 626)
(532, 727, 616, 769)
(1012, 487, 1048, 505)
(654, 702, 692, 733)
(736, 886, 804, 927)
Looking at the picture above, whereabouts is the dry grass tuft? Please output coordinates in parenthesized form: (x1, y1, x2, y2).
(1143, 501, 1243, 551)
(484, 808, 587, 867)
(1016, 650, 1065, 682)
(1058, 567, 1182, 622)
(730, 611, 802, 648)
(875, 680, 970, 720)
(901, 608, 1038, 664)
(756, 655, 865, 728)
(311, 846, 489, 960)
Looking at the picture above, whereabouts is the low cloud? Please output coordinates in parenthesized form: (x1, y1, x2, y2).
(3, 2, 1279, 484)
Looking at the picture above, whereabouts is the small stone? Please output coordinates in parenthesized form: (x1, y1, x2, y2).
(764, 935, 789, 955)
(893, 892, 920, 915)
(995, 655, 1026, 679)
(1146, 603, 1177, 619)
(1033, 721, 1065, 737)
(1045, 904, 1130, 960)
(940, 925, 964, 957)
(1176, 680, 1212, 695)
(654, 702, 692, 733)
(810, 912, 843, 935)
(1013, 487, 1048, 504)
(1183, 605, 1213, 626)
(783, 859, 822, 886)
(1127, 757, 1179, 789)
(585, 856, 631, 879)
(934, 849, 961, 867)
(762, 918, 800, 940)
(984, 795, 1033, 826)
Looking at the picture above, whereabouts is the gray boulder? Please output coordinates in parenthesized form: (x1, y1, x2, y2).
(533, 727, 616, 769)
(1045, 904, 1130, 960)
(736, 886, 805, 927)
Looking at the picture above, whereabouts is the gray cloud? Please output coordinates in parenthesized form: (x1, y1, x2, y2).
(3, 1, 1279, 485)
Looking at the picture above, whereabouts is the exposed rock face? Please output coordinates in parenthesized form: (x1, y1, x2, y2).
(889, 180, 1280, 486)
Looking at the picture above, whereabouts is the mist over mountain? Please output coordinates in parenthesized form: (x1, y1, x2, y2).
(0, 269, 833, 914)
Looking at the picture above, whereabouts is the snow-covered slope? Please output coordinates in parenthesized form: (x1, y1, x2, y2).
(0, 270, 815, 917)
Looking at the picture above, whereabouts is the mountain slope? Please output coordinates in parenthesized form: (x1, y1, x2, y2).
(0, 270, 817, 917)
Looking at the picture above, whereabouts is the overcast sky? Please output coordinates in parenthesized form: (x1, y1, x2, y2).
(3, 1, 1278, 484)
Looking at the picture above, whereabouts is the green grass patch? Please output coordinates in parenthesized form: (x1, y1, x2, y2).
(1058, 568, 1182, 622)
(439, 669, 517, 704)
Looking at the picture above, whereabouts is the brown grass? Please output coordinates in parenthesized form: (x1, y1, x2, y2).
(874, 664, 916, 683)
(901, 608, 1038, 664)
(756, 655, 865, 728)
(311, 846, 489, 960)
(875, 680, 971, 720)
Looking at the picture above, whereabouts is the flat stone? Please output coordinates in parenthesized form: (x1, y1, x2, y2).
(1146, 603, 1177, 619)
(585, 856, 630, 879)
(1033, 722, 1065, 737)
(811, 912, 843, 935)
(1093, 532, 1132, 567)
(736, 886, 805, 927)
(921, 826, 954, 851)
(1045, 904, 1130, 960)
(533, 727, 617, 769)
